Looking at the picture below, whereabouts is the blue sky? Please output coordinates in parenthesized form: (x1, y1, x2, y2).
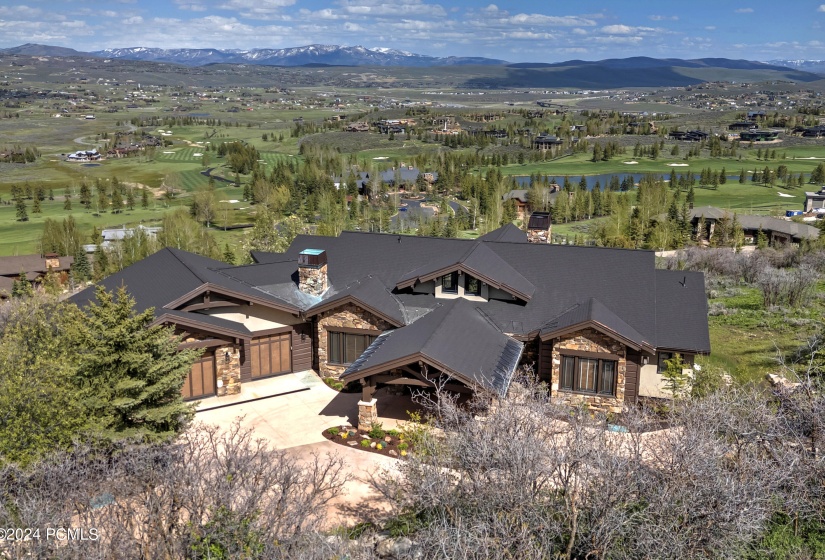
(2, 0, 825, 62)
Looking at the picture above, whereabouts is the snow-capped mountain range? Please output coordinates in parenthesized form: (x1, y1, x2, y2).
(89, 44, 507, 67)
(765, 59, 825, 73)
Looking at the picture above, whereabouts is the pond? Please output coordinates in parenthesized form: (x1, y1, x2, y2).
(81, 163, 101, 168)
(513, 172, 743, 190)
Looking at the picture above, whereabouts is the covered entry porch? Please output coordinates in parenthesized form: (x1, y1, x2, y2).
(338, 300, 524, 428)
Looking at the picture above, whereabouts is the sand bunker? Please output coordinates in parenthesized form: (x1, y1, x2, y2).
(193, 153, 203, 157)
(373, 156, 389, 160)
(623, 161, 639, 164)
(163, 151, 174, 154)
(778, 192, 795, 198)
(667, 163, 689, 167)
(220, 200, 240, 204)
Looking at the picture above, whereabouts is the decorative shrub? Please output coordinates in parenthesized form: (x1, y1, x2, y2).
(376, 443, 383, 450)
(387, 429, 401, 438)
(360, 440, 370, 448)
(398, 442, 409, 452)
(340, 432, 348, 439)
(368, 422, 386, 439)
(327, 427, 340, 437)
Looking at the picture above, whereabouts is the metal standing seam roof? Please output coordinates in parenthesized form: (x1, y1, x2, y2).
(342, 299, 524, 396)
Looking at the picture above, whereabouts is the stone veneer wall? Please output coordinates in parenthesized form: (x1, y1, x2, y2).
(527, 226, 551, 244)
(215, 344, 241, 396)
(299, 263, 328, 296)
(317, 302, 392, 377)
(550, 328, 626, 413)
(181, 335, 242, 397)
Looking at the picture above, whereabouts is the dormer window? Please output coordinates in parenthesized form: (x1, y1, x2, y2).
(465, 275, 481, 296)
(442, 272, 458, 294)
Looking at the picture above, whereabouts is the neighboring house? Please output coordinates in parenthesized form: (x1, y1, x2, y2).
(65, 149, 101, 162)
(71, 225, 710, 420)
(502, 190, 530, 219)
(739, 129, 781, 142)
(84, 225, 163, 253)
(0, 254, 73, 297)
(804, 187, 825, 213)
(533, 134, 564, 150)
(689, 206, 819, 246)
(668, 130, 709, 142)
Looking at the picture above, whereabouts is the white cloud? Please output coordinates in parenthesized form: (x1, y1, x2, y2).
(601, 24, 634, 34)
(705, 25, 717, 30)
(649, 15, 678, 21)
(735, 8, 754, 13)
(572, 28, 588, 35)
(818, 4, 825, 11)
(338, 0, 447, 18)
(175, 0, 209, 11)
(507, 13, 596, 26)
(593, 35, 643, 45)
(122, 16, 144, 25)
(507, 31, 554, 40)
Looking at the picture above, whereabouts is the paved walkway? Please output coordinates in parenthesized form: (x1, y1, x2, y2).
(195, 371, 413, 527)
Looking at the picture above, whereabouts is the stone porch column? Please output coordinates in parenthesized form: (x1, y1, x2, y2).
(358, 399, 378, 429)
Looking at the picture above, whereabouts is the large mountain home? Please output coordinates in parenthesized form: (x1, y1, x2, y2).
(71, 224, 710, 423)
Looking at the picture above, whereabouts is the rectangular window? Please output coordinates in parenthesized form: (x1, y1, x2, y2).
(327, 331, 377, 365)
(600, 360, 616, 395)
(561, 356, 575, 390)
(442, 271, 458, 294)
(577, 358, 598, 393)
(657, 352, 673, 374)
(559, 354, 618, 397)
(465, 275, 481, 296)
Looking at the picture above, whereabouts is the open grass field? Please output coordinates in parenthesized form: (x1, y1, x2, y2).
(702, 282, 825, 385)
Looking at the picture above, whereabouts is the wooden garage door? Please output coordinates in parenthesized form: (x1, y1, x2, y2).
(183, 353, 216, 400)
(250, 333, 291, 379)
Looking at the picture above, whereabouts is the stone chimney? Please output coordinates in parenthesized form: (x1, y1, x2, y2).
(298, 249, 328, 296)
(526, 211, 552, 244)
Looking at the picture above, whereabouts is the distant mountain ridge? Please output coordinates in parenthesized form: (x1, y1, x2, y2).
(1, 44, 822, 86)
(766, 59, 825, 74)
(89, 44, 508, 67)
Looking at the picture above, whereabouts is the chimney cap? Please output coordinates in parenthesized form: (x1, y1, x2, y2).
(299, 249, 327, 268)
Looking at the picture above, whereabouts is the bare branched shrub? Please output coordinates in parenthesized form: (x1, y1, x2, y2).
(0, 419, 350, 559)
(373, 375, 786, 559)
(756, 265, 818, 307)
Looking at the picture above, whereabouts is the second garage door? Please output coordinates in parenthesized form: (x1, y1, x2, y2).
(250, 333, 291, 379)
(183, 352, 216, 400)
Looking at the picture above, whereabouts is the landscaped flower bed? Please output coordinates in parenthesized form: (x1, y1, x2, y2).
(322, 424, 411, 458)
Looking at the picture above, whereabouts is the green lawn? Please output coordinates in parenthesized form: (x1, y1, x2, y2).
(703, 283, 825, 385)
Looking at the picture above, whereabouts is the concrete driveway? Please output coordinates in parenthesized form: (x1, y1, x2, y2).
(195, 371, 404, 526)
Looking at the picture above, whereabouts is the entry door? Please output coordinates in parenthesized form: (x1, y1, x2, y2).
(250, 333, 291, 379)
(183, 352, 216, 400)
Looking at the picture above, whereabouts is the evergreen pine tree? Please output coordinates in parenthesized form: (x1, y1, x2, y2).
(64, 194, 72, 211)
(222, 243, 236, 265)
(72, 248, 91, 283)
(32, 197, 41, 214)
(75, 286, 198, 443)
(141, 187, 150, 209)
(15, 197, 28, 222)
